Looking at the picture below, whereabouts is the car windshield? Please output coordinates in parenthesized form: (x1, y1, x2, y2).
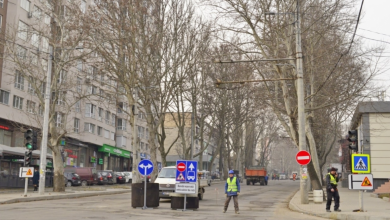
(123, 173, 129, 176)
(158, 168, 176, 178)
(101, 172, 108, 176)
(72, 173, 79, 177)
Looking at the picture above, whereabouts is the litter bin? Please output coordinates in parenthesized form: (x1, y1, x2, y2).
(170, 193, 199, 210)
(131, 182, 159, 208)
(313, 190, 323, 204)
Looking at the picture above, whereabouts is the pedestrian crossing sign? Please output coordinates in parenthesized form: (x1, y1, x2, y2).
(351, 154, 370, 173)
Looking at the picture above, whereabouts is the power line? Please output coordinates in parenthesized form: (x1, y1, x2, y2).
(359, 28, 390, 38)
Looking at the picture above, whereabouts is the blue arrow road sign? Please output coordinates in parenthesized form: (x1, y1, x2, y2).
(351, 154, 370, 173)
(138, 159, 154, 176)
(176, 160, 198, 183)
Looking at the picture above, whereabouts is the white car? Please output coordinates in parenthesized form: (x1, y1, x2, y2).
(122, 171, 132, 183)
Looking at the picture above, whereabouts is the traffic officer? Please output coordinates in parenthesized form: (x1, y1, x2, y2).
(223, 170, 240, 214)
(326, 167, 341, 212)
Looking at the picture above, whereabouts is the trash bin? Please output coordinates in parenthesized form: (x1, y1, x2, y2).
(131, 182, 159, 208)
(313, 190, 323, 204)
(170, 193, 199, 210)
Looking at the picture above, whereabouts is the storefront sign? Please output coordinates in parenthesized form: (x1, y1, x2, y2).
(90, 156, 96, 163)
(98, 158, 104, 165)
(0, 125, 10, 130)
(98, 144, 131, 158)
(68, 154, 78, 159)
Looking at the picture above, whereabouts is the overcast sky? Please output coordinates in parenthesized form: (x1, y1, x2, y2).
(357, 0, 390, 100)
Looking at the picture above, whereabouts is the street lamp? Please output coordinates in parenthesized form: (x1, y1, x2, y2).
(265, 0, 308, 204)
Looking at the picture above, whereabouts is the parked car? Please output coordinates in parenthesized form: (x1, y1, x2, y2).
(122, 171, 132, 183)
(100, 170, 116, 184)
(115, 172, 126, 184)
(64, 172, 81, 187)
(64, 167, 98, 186)
(97, 171, 108, 185)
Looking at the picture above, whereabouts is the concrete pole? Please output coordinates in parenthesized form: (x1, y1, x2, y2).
(132, 102, 139, 183)
(295, 0, 309, 204)
(38, 46, 53, 195)
(190, 110, 194, 160)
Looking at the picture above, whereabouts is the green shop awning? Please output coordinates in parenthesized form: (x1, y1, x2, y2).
(98, 144, 131, 158)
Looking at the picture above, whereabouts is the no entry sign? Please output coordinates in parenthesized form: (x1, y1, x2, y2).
(177, 162, 186, 172)
(296, 150, 311, 165)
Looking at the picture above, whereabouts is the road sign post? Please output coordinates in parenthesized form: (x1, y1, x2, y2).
(19, 167, 34, 197)
(137, 160, 153, 210)
(176, 160, 198, 211)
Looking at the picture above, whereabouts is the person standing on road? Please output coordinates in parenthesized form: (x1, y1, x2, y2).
(223, 170, 240, 214)
(326, 167, 341, 212)
(33, 167, 40, 191)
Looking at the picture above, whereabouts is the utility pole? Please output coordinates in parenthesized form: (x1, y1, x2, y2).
(295, 0, 309, 204)
(39, 46, 52, 195)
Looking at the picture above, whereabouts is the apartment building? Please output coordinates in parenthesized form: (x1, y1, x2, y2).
(0, 0, 153, 187)
(163, 112, 218, 172)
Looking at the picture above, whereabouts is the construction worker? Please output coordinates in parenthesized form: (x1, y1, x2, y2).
(223, 170, 240, 214)
(326, 167, 341, 212)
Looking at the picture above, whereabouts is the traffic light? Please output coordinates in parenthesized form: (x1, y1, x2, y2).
(348, 130, 358, 152)
(24, 129, 33, 150)
(32, 130, 38, 150)
(24, 150, 32, 167)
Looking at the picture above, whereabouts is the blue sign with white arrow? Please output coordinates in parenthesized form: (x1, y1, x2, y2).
(176, 160, 197, 183)
(138, 159, 154, 176)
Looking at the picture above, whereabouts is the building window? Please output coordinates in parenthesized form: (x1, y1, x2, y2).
(97, 126, 102, 136)
(39, 82, 46, 98)
(31, 31, 40, 48)
(88, 85, 97, 94)
(117, 102, 127, 113)
(145, 144, 149, 151)
(0, 0, 3, 8)
(145, 128, 149, 139)
(31, 53, 38, 65)
(53, 92, 65, 106)
(26, 100, 35, 113)
(57, 70, 67, 84)
(42, 37, 49, 52)
(80, 0, 86, 13)
(38, 105, 43, 116)
(75, 100, 81, 113)
(105, 111, 110, 124)
(74, 118, 80, 133)
(140, 142, 144, 150)
(44, 13, 50, 25)
(13, 96, 23, 110)
(117, 118, 126, 130)
(104, 129, 109, 139)
(20, 0, 30, 12)
(14, 71, 24, 90)
(18, 21, 28, 41)
(0, 90, 10, 105)
(77, 60, 83, 72)
(111, 113, 115, 126)
(77, 77, 82, 93)
(33, 6, 42, 19)
(55, 112, 64, 127)
(110, 131, 115, 140)
(84, 123, 95, 134)
(85, 103, 95, 118)
(28, 76, 36, 95)
(98, 107, 104, 121)
(17, 46, 27, 60)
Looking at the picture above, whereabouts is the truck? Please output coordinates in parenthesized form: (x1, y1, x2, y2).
(154, 166, 209, 200)
(244, 166, 267, 186)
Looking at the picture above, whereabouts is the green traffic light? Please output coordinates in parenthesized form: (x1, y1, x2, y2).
(26, 143, 32, 150)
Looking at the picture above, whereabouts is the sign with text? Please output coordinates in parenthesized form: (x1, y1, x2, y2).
(175, 183, 196, 194)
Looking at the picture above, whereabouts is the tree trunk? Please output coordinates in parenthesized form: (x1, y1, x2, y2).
(52, 146, 64, 192)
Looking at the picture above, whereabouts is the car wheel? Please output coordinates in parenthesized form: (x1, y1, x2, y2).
(81, 181, 88, 187)
(66, 181, 72, 187)
(198, 190, 203, 200)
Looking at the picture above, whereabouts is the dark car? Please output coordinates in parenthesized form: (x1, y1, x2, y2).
(97, 172, 108, 185)
(64, 172, 81, 187)
(64, 167, 98, 186)
(115, 172, 126, 184)
(99, 170, 115, 184)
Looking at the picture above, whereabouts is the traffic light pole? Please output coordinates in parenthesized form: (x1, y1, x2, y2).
(39, 46, 53, 195)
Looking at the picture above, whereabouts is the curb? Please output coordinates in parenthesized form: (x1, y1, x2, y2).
(288, 191, 390, 220)
(0, 189, 131, 205)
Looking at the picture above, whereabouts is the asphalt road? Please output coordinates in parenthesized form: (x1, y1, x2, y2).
(0, 180, 325, 220)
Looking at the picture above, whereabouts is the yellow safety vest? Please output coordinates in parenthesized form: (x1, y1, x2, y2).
(227, 177, 238, 192)
(328, 173, 337, 186)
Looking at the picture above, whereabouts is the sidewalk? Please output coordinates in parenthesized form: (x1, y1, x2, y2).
(289, 187, 390, 220)
(0, 187, 131, 205)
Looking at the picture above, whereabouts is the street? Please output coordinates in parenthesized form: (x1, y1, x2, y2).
(0, 180, 325, 220)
